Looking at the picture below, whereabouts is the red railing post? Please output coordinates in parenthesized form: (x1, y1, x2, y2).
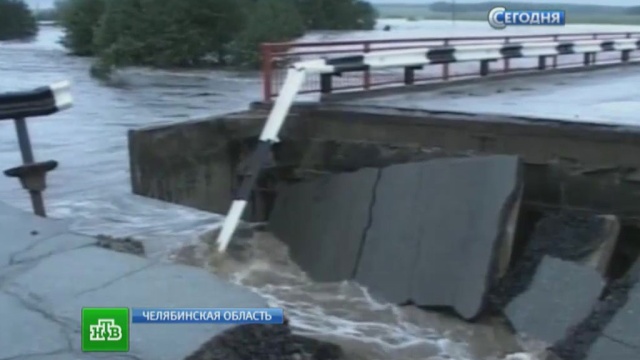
(363, 42, 371, 90)
(260, 43, 273, 103)
(443, 39, 450, 80)
(255, 31, 640, 97)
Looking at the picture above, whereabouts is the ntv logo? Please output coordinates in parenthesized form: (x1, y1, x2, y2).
(82, 307, 129, 352)
(89, 319, 123, 341)
(488, 7, 566, 29)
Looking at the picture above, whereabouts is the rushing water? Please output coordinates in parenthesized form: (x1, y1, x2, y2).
(2, 19, 640, 360)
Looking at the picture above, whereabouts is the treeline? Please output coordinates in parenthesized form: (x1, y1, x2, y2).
(0, 0, 37, 41)
(629, 6, 640, 15)
(54, 0, 376, 76)
(429, 1, 639, 15)
(34, 8, 58, 21)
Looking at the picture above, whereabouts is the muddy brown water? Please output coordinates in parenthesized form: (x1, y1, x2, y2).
(171, 231, 546, 360)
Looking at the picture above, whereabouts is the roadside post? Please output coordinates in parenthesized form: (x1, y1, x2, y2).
(0, 81, 73, 217)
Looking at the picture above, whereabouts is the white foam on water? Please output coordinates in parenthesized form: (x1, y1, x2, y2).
(170, 231, 542, 360)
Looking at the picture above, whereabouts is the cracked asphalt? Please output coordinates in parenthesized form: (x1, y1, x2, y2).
(0, 202, 267, 360)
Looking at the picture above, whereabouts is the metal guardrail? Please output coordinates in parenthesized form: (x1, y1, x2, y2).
(0, 81, 73, 217)
(260, 31, 640, 102)
(216, 35, 640, 252)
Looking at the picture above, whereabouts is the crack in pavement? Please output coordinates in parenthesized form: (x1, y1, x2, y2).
(601, 334, 640, 350)
(5, 226, 71, 267)
(0, 349, 69, 360)
(350, 168, 382, 279)
(8, 243, 98, 268)
(74, 261, 158, 297)
(1, 287, 76, 353)
(0, 263, 37, 289)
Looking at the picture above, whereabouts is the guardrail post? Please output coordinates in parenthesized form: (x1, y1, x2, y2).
(363, 42, 371, 90)
(403, 66, 423, 85)
(538, 56, 546, 70)
(320, 74, 333, 94)
(0, 81, 72, 217)
(504, 37, 511, 72)
(480, 60, 491, 76)
(592, 34, 598, 63)
(584, 53, 592, 66)
(443, 39, 450, 80)
(622, 50, 631, 62)
(260, 44, 273, 103)
(552, 35, 558, 68)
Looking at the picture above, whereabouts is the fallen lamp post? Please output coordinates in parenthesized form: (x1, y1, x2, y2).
(0, 81, 73, 217)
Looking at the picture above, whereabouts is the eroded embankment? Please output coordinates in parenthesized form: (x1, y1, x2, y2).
(266, 154, 640, 360)
(127, 103, 640, 359)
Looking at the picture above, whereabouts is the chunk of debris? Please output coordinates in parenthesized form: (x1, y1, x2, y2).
(553, 259, 640, 360)
(356, 155, 522, 320)
(95, 235, 145, 256)
(271, 154, 522, 320)
(183, 319, 344, 360)
(505, 256, 604, 345)
(490, 212, 620, 310)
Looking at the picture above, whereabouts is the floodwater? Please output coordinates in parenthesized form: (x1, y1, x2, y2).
(1, 19, 639, 360)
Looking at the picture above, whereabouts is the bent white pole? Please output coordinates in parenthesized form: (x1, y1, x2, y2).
(216, 67, 307, 253)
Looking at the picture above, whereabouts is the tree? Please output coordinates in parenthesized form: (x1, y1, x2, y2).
(0, 0, 38, 41)
(229, 0, 305, 67)
(56, 0, 106, 55)
(56, 0, 379, 73)
(92, 0, 245, 70)
(296, 0, 377, 30)
(34, 8, 59, 22)
(629, 6, 640, 15)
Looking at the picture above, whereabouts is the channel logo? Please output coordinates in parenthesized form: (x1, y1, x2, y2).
(488, 7, 566, 29)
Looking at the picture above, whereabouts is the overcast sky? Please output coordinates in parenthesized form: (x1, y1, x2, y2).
(26, 0, 640, 10)
(370, 0, 639, 5)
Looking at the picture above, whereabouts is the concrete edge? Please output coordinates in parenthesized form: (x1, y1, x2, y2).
(318, 60, 640, 103)
(248, 99, 632, 133)
(127, 108, 270, 134)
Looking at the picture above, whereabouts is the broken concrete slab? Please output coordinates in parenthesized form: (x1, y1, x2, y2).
(505, 256, 605, 345)
(269, 167, 379, 282)
(351, 160, 422, 304)
(550, 259, 640, 360)
(595, 280, 640, 349)
(356, 155, 522, 319)
(490, 211, 622, 310)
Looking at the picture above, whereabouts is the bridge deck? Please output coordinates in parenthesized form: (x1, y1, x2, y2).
(337, 66, 640, 127)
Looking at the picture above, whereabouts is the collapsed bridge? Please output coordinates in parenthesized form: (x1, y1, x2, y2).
(129, 32, 640, 360)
